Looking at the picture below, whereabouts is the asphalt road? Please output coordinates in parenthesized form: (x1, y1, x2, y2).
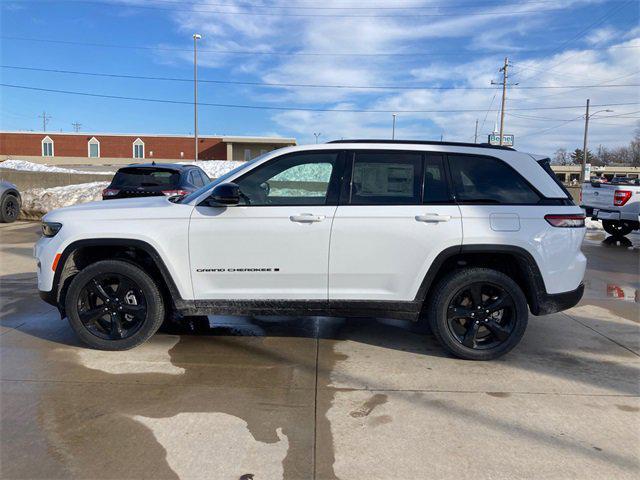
(1, 222, 638, 480)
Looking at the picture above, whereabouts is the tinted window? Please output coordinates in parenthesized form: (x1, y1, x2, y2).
(199, 170, 211, 184)
(111, 168, 180, 188)
(449, 155, 540, 204)
(189, 170, 204, 187)
(236, 152, 340, 206)
(423, 155, 450, 203)
(350, 152, 422, 205)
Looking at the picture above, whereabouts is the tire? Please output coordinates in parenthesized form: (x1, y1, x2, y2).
(65, 260, 165, 350)
(0, 194, 20, 223)
(602, 220, 634, 238)
(427, 268, 528, 361)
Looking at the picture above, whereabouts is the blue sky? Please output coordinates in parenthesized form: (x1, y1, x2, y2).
(1, 0, 639, 155)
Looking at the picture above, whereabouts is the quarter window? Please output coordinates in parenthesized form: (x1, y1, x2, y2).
(350, 151, 422, 205)
(41, 136, 54, 157)
(236, 152, 340, 206)
(448, 155, 540, 204)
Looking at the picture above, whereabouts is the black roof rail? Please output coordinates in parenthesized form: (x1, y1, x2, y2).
(327, 139, 516, 151)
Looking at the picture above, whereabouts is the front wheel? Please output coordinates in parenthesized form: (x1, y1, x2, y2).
(602, 220, 634, 238)
(65, 260, 165, 350)
(427, 268, 528, 360)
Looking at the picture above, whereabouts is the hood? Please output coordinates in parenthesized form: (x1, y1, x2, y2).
(43, 195, 193, 223)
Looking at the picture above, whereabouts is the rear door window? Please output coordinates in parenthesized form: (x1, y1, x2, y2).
(189, 170, 204, 187)
(350, 151, 422, 205)
(423, 154, 451, 203)
(111, 168, 180, 188)
(448, 155, 540, 204)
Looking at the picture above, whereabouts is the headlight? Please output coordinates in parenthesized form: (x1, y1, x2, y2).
(42, 222, 63, 237)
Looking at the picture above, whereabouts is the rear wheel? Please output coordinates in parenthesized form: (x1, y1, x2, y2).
(427, 268, 528, 360)
(65, 260, 165, 350)
(0, 194, 19, 223)
(602, 220, 634, 238)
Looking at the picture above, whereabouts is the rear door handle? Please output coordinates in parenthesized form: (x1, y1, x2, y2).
(415, 213, 451, 223)
(290, 213, 325, 223)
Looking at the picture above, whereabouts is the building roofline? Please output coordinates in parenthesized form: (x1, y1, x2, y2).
(0, 130, 296, 143)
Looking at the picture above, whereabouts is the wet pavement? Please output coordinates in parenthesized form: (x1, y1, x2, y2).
(1, 222, 638, 479)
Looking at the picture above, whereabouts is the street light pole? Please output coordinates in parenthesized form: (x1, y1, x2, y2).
(580, 99, 590, 183)
(313, 132, 321, 144)
(580, 102, 613, 183)
(392, 113, 397, 140)
(193, 33, 202, 162)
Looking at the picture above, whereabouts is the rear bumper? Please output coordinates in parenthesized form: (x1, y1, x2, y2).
(531, 283, 584, 316)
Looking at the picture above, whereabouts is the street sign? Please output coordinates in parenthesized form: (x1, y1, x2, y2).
(488, 133, 514, 146)
(584, 163, 591, 181)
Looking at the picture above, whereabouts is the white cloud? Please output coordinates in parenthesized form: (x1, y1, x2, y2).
(115, 0, 637, 153)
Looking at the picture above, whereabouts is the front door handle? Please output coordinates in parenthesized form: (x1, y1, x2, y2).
(415, 213, 451, 223)
(290, 213, 326, 223)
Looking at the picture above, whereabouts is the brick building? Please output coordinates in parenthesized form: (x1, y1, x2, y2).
(0, 131, 296, 164)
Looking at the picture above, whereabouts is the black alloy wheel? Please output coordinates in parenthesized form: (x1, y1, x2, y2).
(428, 268, 528, 360)
(602, 220, 634, 238)
(76, 273, 148, 340)
(1, 195, 19, 223)
(446, 282, 515, 350)
(65, 260, 165, 350)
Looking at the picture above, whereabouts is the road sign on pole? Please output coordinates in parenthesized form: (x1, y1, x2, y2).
(488, 133, 514, 146)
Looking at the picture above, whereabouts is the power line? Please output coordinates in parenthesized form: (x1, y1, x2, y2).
(2, 82, 638, 114)
(3, 65, 640, 91)
(2, 34, 637, 58)
(511, 0, 634, 83)
(16, 0, 570, 18)
(92, 0, 576, 11)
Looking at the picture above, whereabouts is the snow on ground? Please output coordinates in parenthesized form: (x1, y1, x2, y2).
(586, 218, 603, 230)
(0, 159, 114, 175)
(20, 181, 109, 220)
(179, 160, 245, 179)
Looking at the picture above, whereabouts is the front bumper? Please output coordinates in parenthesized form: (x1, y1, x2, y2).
(531, 283, 584, 316)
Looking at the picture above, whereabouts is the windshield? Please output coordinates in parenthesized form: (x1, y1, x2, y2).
(112, 168, 180, 188)
(178, 157, 261, 203)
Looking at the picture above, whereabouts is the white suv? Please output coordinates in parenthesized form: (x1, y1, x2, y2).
(35, 141, 587, 360)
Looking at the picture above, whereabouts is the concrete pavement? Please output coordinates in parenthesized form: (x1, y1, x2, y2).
(1, 222, 638, 479)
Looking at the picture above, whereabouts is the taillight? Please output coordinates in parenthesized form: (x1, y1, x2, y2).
(102, 188, 120, 197)
(161, 189, 189, 197)
(544, 214, 585, 228)
(614, 190, 632, 206)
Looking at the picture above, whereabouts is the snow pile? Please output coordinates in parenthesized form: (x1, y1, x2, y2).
(586, 218, 603, 230)
(180, 160, 245, 179)
(0, 159, 113, 175)
(20, 181, 109, 220)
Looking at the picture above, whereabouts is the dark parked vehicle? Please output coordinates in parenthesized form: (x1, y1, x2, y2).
(102, 163, 211, 200)
(0, 180, 21, 223)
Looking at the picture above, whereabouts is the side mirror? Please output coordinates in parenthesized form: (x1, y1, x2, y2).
(206, 182, 241, 206)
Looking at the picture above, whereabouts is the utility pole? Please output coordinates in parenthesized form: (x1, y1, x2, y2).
(193, 33, 202, 161)
(581, 98, 590, 183)
(38, 111, 51, 131)
(474, 119, 478, 143)
(313, 132, 322, 144)
(498, 57, 508, 146)
(392, 113, 397, 140)
(71, 122, 82, 132)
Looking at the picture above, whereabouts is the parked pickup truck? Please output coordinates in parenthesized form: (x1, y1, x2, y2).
(581, 178, 640, 237)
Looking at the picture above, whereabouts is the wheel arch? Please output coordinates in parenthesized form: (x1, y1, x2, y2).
(52, 239, 184, 316)
(415, 244, 548, 316)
